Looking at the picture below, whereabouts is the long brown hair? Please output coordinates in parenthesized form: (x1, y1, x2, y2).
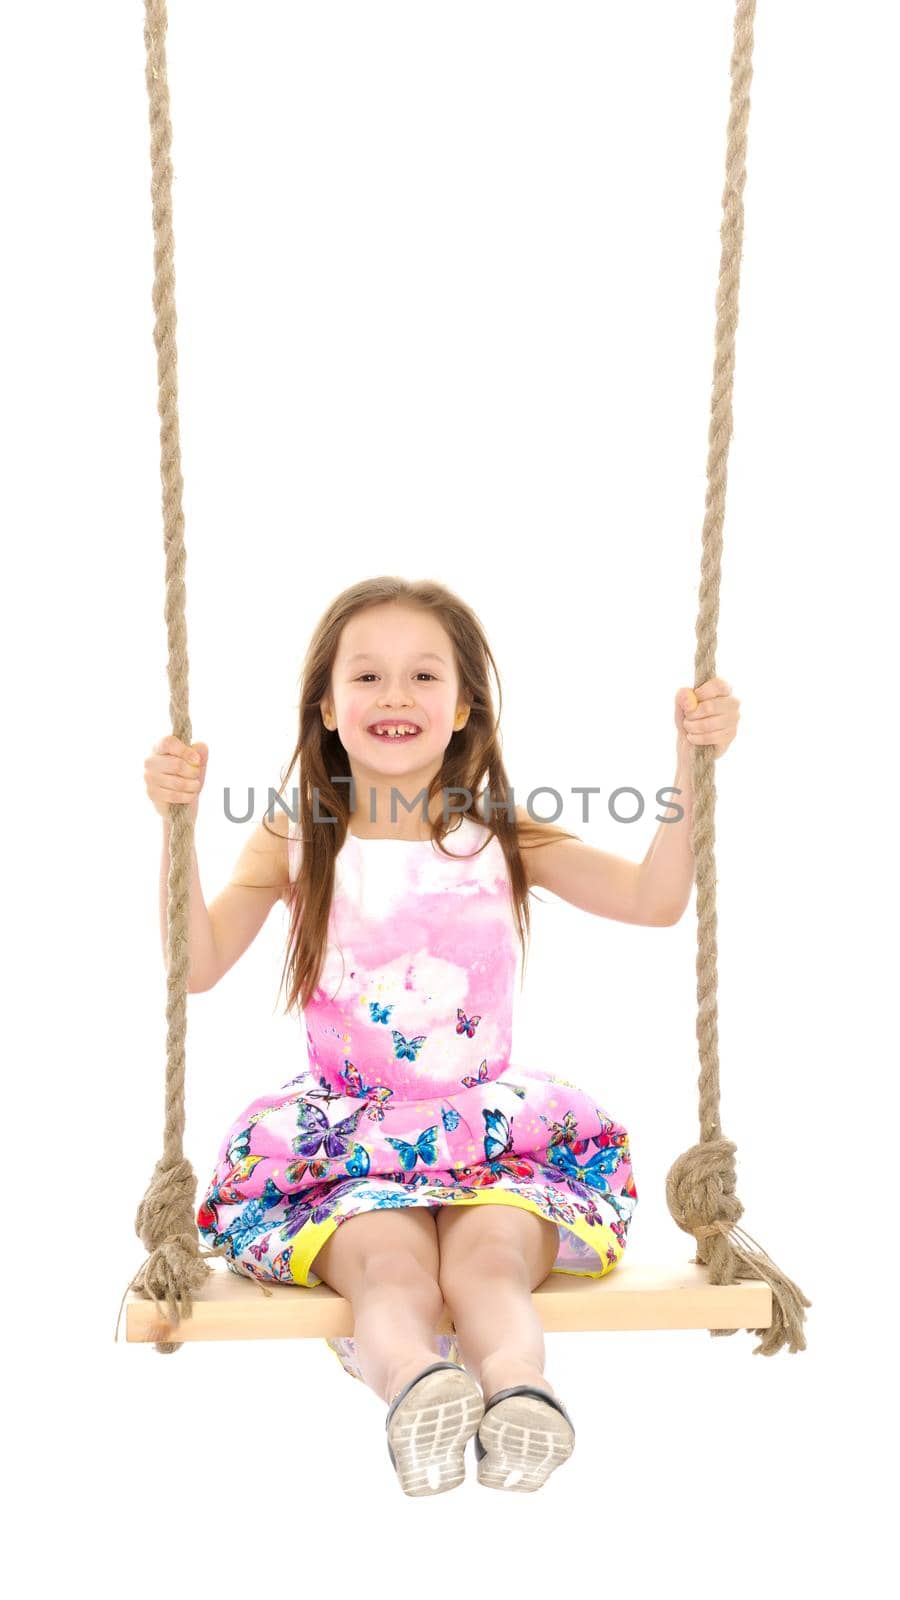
(264, 576, 578, 1013)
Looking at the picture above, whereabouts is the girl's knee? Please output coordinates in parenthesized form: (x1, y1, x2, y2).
(359, 1249, 445, 1317)
(311, 1204, 439, 1301)
(441, 1239, 527, 1297)
(440, 1212, 559, 1299)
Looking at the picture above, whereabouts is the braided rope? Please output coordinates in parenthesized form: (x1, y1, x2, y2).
(663, 0, 810, 1356)
(113, 0, 264, 1352)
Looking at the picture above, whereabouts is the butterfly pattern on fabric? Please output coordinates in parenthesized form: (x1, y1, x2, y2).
(338, 1060, 395, 1121)
(456, 1009, 482, 1037)
(460, 1058, 489, 1089)
(392, 1029, 427, 1062)
(384, 1125, 440, 1171)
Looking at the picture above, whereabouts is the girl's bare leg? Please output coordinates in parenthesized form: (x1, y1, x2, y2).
(311, 1207, 448, 1405)
(436, 1206, 561, 1400)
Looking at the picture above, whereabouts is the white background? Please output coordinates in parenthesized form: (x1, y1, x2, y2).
(6, 0, 896, 1587)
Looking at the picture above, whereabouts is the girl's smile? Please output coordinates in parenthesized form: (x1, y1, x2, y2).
(367, 723, 423, 741)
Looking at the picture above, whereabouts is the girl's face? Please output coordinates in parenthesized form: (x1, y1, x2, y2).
(322, 603, 469, 811)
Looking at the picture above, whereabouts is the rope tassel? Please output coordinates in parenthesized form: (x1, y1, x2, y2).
(113, 1157, 273, 1351)
(666, 1141, 812, 1357)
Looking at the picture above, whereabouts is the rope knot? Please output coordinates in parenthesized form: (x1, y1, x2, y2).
(664, 1133, 813, 1356)
(664, 1135, 744, 1244)
(137, 1230, 210, 1308)
(134, 1154, 199, 1249)
(114, 1148, 233, 1351)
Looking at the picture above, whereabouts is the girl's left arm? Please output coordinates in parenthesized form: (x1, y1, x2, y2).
(521, 677, 740, 927)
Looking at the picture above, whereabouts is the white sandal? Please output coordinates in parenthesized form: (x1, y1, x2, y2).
(385, 1360, 485, 1497)
(473, 1383, 576, 1491)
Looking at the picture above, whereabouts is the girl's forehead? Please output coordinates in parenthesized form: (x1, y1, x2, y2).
(337, 629, 454, 666)
(342, 647, 450, 665)
(338, 605, 451, 653)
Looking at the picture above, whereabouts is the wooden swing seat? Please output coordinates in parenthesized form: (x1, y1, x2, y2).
(124, 1257, 773, 1344)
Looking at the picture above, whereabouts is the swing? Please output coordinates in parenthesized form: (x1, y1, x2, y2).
(117, 0, 810, 1359)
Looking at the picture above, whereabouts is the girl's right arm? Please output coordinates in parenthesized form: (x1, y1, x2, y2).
(147, 736, 291, 993)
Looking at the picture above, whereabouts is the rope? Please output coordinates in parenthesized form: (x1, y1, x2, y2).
(113, 0, 272, 1354)
(116, 0, 811, 1360)
(662, 0, 811, 1356)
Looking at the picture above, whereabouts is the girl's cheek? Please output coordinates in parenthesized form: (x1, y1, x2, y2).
(342, 692, 372, 727)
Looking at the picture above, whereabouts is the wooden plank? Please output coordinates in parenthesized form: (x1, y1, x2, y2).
(124, 1259, 772, 1344)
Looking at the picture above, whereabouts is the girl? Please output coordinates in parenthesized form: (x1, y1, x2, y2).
(145, 575, 739, 1496)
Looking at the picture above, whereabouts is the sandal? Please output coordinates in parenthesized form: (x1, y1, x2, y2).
(473, 1383, 576, 1492)
(385, 1360, 485, 1497)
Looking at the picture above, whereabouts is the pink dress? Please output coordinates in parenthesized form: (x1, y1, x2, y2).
(196, 813, 638, 1381)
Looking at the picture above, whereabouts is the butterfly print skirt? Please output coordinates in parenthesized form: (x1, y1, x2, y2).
(196, 1055, 638, 1384)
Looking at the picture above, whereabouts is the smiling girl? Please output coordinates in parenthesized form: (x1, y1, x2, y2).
(144, 574, 739, 1494)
